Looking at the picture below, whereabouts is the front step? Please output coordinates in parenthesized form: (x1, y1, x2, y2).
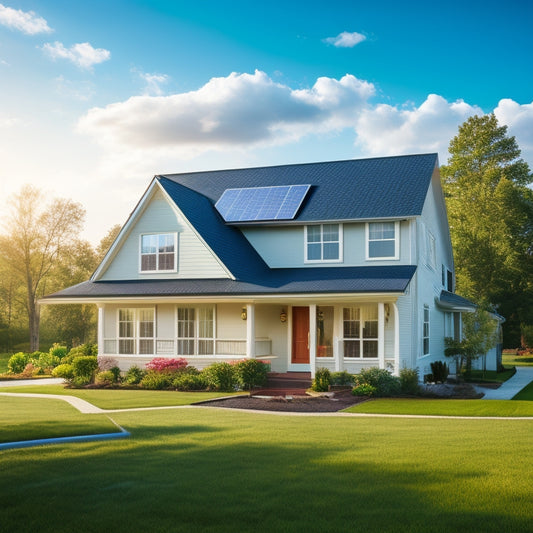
(264, 372, 312, 391)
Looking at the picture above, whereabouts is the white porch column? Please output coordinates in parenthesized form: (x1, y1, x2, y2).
(309, 304, 317, 378)
(393, 302, 400, 376)
(246, 303, 255, 358)
(378, 302, 385, 369)
(97, 304, 104, 355)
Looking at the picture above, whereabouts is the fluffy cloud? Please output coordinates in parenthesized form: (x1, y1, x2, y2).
(0, 3, 52, 34)
(138, 71, 170, 96)
(78, 70, 375, 150)
(323, 31, 366, 48)
(42, 41, 110, 69)
(494, 99, 533, 154)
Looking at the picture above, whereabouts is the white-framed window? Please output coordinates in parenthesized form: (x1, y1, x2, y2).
(342, 304, 378, 358)
(422, 305, 430, 356)
(118, 308, 155, 355)
(366, 222, 399, 260)
(140, 233, 177, 272)
(176, 306, 215, 356)
(305, 224, 342, 262)
(426, 231, 436, 269)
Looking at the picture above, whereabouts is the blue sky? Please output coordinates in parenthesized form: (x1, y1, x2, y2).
(1, 0, 532, 243)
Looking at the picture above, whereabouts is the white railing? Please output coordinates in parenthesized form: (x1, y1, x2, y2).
(103, 337, 271, 357)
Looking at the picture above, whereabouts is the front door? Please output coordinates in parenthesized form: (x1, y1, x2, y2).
(292, 306, 310, 364)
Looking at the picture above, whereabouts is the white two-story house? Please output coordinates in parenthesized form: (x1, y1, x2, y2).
(43, 153, 492, 378)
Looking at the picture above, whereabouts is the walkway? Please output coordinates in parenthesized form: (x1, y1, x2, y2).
(474, 366, 533, 399)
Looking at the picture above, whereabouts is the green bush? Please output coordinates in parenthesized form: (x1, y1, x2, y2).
(173, 371, 208, 391)
(203, 362, 237, 392)
(124, 365, 146, 385)
(399, 367, 420, 395)
(352, 383, 377, 396)
(430, 361, 449, 383)
(64, 343, 98, 363)
(35, 352, 60, 372)
(140, 370, 175, 390)
(234, 359, 269, 392)
(7, 352, 30, 374)
(95, 370, 117, 386)
(52, 363, 74, 380)
(72, 355, 98, 382)
(330, 371, 355, 386)
(355, 367, 401, 397)
(49, 343, 68, 359)
(311, 367, 331, 392)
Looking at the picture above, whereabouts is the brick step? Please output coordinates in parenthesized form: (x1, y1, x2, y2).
(266, 372, 312, 390)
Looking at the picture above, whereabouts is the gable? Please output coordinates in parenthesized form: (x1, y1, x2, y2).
(94, 184, 230, 281)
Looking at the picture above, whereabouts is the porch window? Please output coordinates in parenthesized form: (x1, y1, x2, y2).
(343, 305, 378, 358)
(423, 305, 430, 356)
(316, 306, 334, 358)
(366, 222, 399, 260)
(177, 306, 215, 355)
(140, 233, 177, 272)
(305, 224, 342, 262)
(118, 308, 155, 354)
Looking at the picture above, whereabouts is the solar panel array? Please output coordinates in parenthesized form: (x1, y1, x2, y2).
(215, 184, 311, 222)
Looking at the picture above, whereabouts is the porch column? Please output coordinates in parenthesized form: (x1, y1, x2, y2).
(378, 302, 385, 370)
(97, 304, 104, 355)
(309, 304, 317, 378)
(393, 302, 400, 376)
(246, 303, 255, 358)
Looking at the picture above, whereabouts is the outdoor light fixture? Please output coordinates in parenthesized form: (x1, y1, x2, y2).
(384, 303, 390, 323)
(241, 307, 247, 320)
(280, 309, 287, 323)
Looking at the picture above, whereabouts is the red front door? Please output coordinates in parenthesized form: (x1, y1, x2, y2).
(292, 306, 310, 364)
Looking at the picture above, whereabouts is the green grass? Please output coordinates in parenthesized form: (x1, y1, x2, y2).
(344, 398, 533, 417)
(0, 396, 119, 443)
(0, 384, 240, 409)
(464, 367, 515, 383)
(0, 407, 531, 533)
(513, 381, 533, 400)
(502, 352, 533, 366)
(0, 352, 11, 373)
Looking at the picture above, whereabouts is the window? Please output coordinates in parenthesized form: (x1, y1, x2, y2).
(426, 231, 436, 269)
(343, 305, 378, 358)
(118, 308, 155, 354)
(423, 305, 430, 356)
(177, 306, 215, 355)
(316, 306, 334, 358)
(305, 224, 342, 262)
(366, 222, 399, 260)
(140, 233, 177, 272)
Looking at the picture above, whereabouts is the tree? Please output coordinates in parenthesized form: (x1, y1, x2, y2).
(96, 223, 121, 261)
(0, 186, 85, 351)
(440, 114, 533, 346)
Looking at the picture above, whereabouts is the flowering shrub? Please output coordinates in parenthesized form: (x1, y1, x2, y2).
(146, 357, 188, 373)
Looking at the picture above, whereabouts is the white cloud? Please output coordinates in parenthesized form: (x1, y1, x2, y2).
(78, 70, 375, 152)
(0, 3, 52, 34)
(42, 41, 110, 70)
(323, 31, 366, 48)
(494, 99, 533, 158)
(137, 71, 170, 96)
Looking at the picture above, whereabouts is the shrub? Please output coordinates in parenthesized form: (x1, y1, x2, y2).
(8, 352, 29, 374)
(140, 371, 174, 390)
(64, 343, 98, 363)
(95, 370, 117, 386)
(35, 352, 60, 372)
(355, 367, 401, 397)
(173, 371, 208, 391)
(352, 383, 377, 396)
(330, 371, 355, 386)
(430, 361, 449, 383)
(311, 367, 331, 392)
(49, 343, 68, 359)
(52, 363, 74, 380)
(124, 365, 146, 385)
(146, 357, 188, 373)
(204, 362, 237, 392)
(22, 363, 37, 378)
(234, 359, 269, 392)
(98, 356, 119, 372)
(399, 367, 420, 395)
(72, 356, 98, 383)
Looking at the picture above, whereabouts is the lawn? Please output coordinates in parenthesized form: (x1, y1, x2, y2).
(0, 352, 10, 373)
(464, 367, 515, 383)
(513, 381, 533, 400)
(502, 352, 533, 366)
(0, 405, 531, 533)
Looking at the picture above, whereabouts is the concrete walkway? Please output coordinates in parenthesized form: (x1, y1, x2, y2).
(0, 377, 64, 387)
(474, 366, 533, 399)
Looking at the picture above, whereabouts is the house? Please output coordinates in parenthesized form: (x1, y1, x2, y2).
(41, 153, 501, 378)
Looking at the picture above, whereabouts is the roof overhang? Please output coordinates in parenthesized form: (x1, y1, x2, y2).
(435, 290, 477, 312)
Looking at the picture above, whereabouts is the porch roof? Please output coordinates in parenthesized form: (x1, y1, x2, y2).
(436, 290, 477, 312)
(43, 265, 416, 301)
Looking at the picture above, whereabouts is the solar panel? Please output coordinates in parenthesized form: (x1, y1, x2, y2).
(215, 184, 311, 222)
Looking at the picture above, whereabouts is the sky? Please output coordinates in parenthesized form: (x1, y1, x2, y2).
(1, 0, 532, 244)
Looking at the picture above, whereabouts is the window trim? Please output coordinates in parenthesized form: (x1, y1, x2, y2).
(139, 232, 178, 274)
(365, 221, 400, 261)
(117, 307, 156, 355)
(304, 223, 343, 263)
(422, 304, 430, 357)
(175, 305, 216, 356)
(342, 304, 379, 360)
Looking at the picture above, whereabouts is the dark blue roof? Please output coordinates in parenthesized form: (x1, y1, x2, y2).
(44, 266, 417, 299)
(160, 153, 438, 223)
(437, 290, 477, 310)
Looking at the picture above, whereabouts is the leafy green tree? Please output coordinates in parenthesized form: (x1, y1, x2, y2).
(0, 186, 85, 351)
(440, 114, 533, 346)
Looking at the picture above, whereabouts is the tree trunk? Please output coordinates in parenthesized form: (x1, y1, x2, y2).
(28, 301, 40, 352)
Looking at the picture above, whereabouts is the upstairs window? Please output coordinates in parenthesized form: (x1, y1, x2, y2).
(305, 224, 342, 262)
(140, 233, 177, 272)
(366, 222, 399, 260)
(422, 305, 430, 356)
